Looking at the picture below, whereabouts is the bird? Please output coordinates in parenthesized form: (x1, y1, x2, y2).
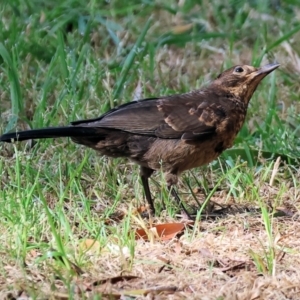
(0, 63, 279, 216)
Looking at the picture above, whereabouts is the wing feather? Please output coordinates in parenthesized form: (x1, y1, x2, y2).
(73, 91, 227, 140)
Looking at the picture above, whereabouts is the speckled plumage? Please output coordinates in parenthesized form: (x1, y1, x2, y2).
(0, 63, 279, 215)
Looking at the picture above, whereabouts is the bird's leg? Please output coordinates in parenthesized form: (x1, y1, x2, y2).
(168, 187, 192, 217)
(165, 173, 192, 218)
(140, 166, 155, 214)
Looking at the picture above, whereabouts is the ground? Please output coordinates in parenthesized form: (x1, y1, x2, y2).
(0, 1, 300, 299)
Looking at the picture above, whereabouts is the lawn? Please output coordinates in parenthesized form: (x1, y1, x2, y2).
(1, 0, 300, 299)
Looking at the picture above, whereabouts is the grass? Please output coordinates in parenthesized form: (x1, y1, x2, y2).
(1, 0, 300, 298)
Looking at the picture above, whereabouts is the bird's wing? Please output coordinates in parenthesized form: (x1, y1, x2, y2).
(155, 92, 227, 140)
(73, 91, 227, 140)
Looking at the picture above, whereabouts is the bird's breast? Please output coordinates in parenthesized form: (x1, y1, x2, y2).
(216, 104, 247, 149)
(142, 138, 225, 174)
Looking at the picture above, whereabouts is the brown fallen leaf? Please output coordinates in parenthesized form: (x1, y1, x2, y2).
(135, 223, 186, 241)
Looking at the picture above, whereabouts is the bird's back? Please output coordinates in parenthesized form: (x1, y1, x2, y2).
(70, 90, 247, 174)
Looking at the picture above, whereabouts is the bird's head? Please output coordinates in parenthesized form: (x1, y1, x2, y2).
(212, 63, 280, 104)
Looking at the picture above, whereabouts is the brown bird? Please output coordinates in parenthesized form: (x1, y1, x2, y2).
(0, 63, 279, 215)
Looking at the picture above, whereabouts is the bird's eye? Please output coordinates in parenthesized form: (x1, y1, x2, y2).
(234, 66, 244, 73)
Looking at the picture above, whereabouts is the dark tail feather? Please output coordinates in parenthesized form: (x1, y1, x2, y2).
(0, 127, 98, 143)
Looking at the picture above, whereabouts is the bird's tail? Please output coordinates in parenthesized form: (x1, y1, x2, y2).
(0, 126, 99, 143)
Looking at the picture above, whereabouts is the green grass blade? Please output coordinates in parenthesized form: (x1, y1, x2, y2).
(112, 17, 152, 101)
(0, 43, 23, 131)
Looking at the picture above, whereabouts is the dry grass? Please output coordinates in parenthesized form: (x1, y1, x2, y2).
(0, 160, 300, 299)
(1, 208, 300, 299)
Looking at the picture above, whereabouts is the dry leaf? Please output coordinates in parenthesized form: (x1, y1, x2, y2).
(135, 223, 185, 241)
